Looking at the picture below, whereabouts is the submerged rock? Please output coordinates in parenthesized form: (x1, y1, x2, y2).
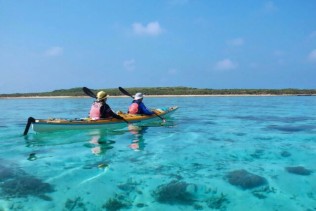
(102, 194, 131, 211)
(267, 125, 307, 132)
(117, 178, 140, 192)
(206, 193, 229, 209)
(65, 197, 86, 210)
(0, 161, 54, 200)
(0, 165, 16, 180)
(285, 166, 312, 175)
(1, 176, 54, 199)
(153, 180, 195, 205)
(0, 163, 26, 181)
(280, 151, 291, 157)
(226, 169, 268, 190)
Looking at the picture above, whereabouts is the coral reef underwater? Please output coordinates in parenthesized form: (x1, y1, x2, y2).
(225, 169, 268, 189)
(152, 180, 229, 209)
(0, 162, 54, 200)
(102, 194, 131, 211)
(285, 166, 313, 176)
(153, 180, 196, 205)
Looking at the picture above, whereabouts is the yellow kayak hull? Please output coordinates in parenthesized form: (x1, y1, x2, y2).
(32, 106, 178, 133)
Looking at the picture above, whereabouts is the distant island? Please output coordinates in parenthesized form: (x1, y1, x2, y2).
(1, 87, 316, 97)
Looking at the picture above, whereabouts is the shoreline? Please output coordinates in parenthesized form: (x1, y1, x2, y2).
(1, 94, 315, 99)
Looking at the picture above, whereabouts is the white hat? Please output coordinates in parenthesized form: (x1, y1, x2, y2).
(134, 92, 143, 100)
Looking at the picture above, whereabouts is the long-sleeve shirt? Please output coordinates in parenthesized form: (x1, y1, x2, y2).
(100, 103, 123, 119)
(131, 100, 155, 115)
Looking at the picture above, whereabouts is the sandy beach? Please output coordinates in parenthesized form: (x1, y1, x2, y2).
(0, 94, 301, 99)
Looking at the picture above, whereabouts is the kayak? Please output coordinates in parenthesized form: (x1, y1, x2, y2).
(29, 106, 178, 133)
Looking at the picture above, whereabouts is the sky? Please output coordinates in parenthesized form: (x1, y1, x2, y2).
(1, 0, 316, 94)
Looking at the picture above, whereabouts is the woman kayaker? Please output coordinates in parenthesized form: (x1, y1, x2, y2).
(89, 91, 124, 120)
(128, 92, 155, 115)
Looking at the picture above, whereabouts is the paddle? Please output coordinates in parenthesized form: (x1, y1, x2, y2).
(118, 87, 166, 122)
(23, 117, 35, 136)
(82, 87, 129, 124)
(83, 86, 97, 99)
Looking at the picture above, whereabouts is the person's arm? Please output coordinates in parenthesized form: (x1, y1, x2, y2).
(102, 104, 124, 119)
(110, 110, 124, 119)
(139, 102, 154, 115)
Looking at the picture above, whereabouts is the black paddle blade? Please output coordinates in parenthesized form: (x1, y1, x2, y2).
(118, 87, 133, 98)
(23, 117, 35, 136)
(83, 87, 97, 98)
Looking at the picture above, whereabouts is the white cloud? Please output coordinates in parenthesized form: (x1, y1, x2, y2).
(45, 46, 63, 57)
(264, 1, 278, 13)
(215, 59, 238, 70)
(123, 59, 136, 71)
(132, 21, 163, 36)
(308, 49, 316, 62)
(227, 38, 244, 47)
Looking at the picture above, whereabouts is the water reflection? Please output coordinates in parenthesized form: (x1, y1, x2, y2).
(88, 130, 116, 155)
(128, 125, 148, 151)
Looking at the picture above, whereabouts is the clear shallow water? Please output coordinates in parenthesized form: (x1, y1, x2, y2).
(0, 96, 315, 211)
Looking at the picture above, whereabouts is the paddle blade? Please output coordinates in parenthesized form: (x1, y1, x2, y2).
(83, 87, 97, 98)
(118, 87, 133, 98)
(23, 117, 35, 136)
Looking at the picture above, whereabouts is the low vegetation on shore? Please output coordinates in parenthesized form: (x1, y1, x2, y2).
(1, 87, 316, 97)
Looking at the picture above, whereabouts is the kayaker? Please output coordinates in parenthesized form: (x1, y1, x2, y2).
(89, 91, 124, 120)
(128, 92, 155, 115)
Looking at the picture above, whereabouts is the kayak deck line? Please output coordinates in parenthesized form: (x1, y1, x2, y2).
(24, 106, 178, 134)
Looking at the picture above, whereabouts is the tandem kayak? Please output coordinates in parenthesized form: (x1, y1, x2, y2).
(24, 106, 178, 134)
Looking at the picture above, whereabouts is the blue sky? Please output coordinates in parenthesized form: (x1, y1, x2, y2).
(1, 0, 316, 93)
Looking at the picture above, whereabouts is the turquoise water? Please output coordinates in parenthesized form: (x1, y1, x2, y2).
(0, 96, 315, 211)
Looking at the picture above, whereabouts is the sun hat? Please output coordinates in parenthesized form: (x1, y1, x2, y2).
(97, 91, 108, 101)
(134, 92, 143, 100)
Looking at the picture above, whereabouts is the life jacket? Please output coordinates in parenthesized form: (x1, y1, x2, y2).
(128, 102, 139, 114)
(89, 101, 102, 120)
